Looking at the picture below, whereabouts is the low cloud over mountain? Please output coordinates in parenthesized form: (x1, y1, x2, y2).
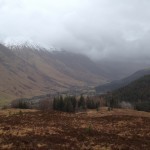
(0, 0, 150, 64)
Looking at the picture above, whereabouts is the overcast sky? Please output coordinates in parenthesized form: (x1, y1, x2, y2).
(0, 0, 150, 62)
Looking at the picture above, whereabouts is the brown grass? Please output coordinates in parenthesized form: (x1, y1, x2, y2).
(0, 108, 149, 150)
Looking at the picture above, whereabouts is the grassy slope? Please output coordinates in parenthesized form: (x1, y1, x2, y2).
(0, 45, 107, 106)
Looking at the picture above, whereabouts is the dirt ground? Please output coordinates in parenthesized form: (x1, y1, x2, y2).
(0, 108, 150, 150)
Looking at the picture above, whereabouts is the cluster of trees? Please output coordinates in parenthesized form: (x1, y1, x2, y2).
(53, 95, 100, 112)
(53, 96, 76, 112)
(11, 99, 30, 109)
(86, 97, 100, 109)
(111, 75, 150, 103)
(104, 93, 118, 110)
(11, 95, 101, 113)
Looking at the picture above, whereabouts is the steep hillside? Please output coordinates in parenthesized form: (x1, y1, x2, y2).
(111, 75, 150, 103)
(0, 44, 62, 105)
(95, 68, 150, 93)
(13, 47, 107, 86)
(0, 44, 107, 105)
(109, 75, 150, 111)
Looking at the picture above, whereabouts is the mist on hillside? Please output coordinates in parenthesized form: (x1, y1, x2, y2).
(0, 0, 150, 65)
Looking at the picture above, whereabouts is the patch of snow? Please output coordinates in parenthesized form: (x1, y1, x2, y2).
(3, 37, 55, 51)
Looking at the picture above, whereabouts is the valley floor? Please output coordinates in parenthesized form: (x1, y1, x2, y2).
(0, 108, 150, 150)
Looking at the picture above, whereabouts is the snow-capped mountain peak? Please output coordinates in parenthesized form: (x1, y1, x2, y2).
(3, 37, 55, 51)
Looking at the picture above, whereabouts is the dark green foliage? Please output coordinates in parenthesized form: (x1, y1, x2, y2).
(135, 102, 150, 112)
(53, 97, 57, 110)
(53, 95, 101, 113)
(11, 99, 30, 109)
(86, 96, 100, 109)
(106, 93, 118, 110)
(53, 96, 77, 112)
(112, 75, 150, 103)
(18, 101, 29, 109)
(78, 95, 86, 109)
(107, 75, 150, 111)
(85, 123, 92, 134)
(70, 96, 77, 110)
(63, 97, 74, 112)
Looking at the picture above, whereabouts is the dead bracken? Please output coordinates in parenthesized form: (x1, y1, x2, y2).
(0, 108, 150, 150)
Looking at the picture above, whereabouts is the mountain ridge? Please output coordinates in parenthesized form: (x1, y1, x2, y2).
(0, 43, 107, 105)
(95, 68, 150, 93)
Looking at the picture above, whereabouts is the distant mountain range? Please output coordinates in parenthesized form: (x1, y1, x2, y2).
(0, 43, 108, 104)
(95, 68, 150, 93)
(0, 42, 150, 105)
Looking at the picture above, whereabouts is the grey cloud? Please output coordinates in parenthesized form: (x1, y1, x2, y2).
(0, 0, 150, 63)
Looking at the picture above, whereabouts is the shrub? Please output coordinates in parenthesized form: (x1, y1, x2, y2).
(86, 97, 100, 109)
(85, 123, 92, 134)
(11, 99, 30, 109)
(78, 95, 86, 109)
(2, 105, 9, 110)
